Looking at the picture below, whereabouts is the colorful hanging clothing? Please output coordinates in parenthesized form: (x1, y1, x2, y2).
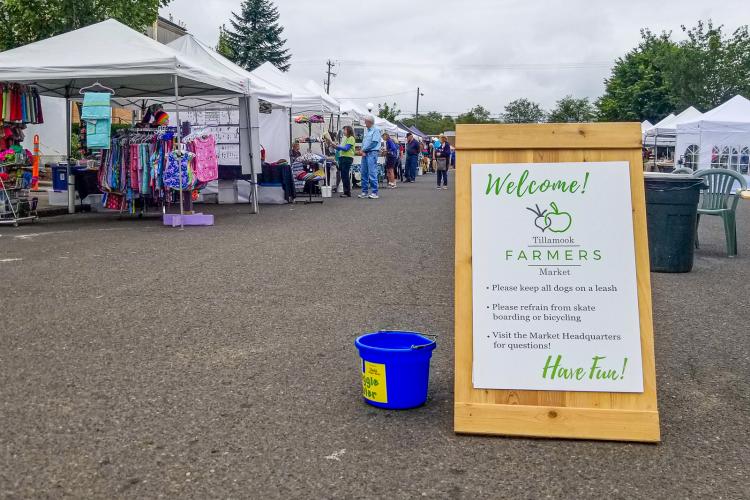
(0, 83, 44, 124)
(164, 151, 196, 191)
(190, 135, 219, 182)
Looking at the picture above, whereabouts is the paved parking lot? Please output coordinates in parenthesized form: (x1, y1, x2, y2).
(1, 174, 748, 498)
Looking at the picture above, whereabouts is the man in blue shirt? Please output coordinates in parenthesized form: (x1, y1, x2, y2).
(359, 115, 382, 199)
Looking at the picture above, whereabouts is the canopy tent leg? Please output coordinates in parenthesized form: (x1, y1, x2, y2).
(247, 95, 260, 215)
(66, 90, 75, 214)
(174, 75, 185, 230)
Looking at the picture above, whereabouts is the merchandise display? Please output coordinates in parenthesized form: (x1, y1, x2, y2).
(97, 127, 219, 214)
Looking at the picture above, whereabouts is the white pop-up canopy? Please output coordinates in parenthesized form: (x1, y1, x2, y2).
(167, 35, 292, 108)
(250, 62, 331, 113)
(645, 107, 702, 138)
(0, 19, 265, 217)
(338, 100, 400, 135)
(0, 19, 246, 98)
(641, 120, 653, 134)
(676, 95, 750, 173)
(303, 80, 340, 114)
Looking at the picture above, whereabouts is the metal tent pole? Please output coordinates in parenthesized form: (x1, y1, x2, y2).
(65, 89, 75, 214)
(247, 95, 259, 214)
(174, 75, 184, 230)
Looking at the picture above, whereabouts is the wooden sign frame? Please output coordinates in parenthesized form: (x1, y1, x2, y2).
(454, 123, 660, 442)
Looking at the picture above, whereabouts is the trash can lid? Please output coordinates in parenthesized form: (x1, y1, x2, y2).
(644, 172, 696, 180)
(644, 172, 706, 190)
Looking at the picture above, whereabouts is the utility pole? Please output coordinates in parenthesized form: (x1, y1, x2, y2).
(325, 60, 337, 94)
(415, 87, 424, 124)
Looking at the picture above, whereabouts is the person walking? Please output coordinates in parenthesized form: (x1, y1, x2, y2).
(333, 126, 356, 197)
(359, 115, 381, 199)
(383, 132, 399, 188)
(404, 132, 420, 182)
(436, 135, 451, 189)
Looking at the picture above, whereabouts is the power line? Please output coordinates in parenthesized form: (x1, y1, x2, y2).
(294, 59, 612, 70)
(333, 90, 415, 100)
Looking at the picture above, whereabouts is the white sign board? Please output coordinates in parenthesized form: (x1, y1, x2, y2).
(174, 109, 240, 167)
(471, 162, 643, 392)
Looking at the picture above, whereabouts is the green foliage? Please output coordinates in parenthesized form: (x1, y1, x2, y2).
(401, 112, 455, 136)
(377, 102, 401, 122)
(503, 98, 546, 123)
(666, 21, 750, 110)
(596, 21, 750, 122)
(216, 25, 235, 61)
(596, 30, 678, 123)
(0, 0, 170, 50)
(223, 0, 291, 71)
(548, 95, 595, 123)
(456, 105, 495, 124)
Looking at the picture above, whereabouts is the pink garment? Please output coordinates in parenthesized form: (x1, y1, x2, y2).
(192, 135, 219, 182)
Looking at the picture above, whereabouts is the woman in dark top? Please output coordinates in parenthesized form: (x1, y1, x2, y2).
(436, 135, 451, 189)
(383, 132, 400, 188)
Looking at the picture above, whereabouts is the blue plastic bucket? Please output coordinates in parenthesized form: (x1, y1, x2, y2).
(354, 331, 437, 410)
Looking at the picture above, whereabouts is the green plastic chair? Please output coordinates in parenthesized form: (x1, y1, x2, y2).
(694, 168, 747, 257)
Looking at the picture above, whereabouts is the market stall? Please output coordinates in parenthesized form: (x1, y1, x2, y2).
(676, 95, 750, 176)
(643, 107, 702, 170)
(165, 34, 294, 204)
(0, 19, 259, 223)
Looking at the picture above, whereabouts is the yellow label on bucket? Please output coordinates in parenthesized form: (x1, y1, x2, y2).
(362, 361, 388, 403)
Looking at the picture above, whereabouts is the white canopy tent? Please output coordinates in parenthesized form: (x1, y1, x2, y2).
(167, 35, 292, 164)
(645, 107, 702, 139)
(0, 19, 246, 98)
(642, 113, 676, 147)
(0, 19, 263, 218)
(641, 120, 653, 134)
(676, 95, 750, 174)
(338, 100, 401, 136)
(167, 35, 292, 108)
(250, 62, 329, 114)
(303, 80, 340, 115)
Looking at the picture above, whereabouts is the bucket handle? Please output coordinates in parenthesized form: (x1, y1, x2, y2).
(410, 333, 437, 350)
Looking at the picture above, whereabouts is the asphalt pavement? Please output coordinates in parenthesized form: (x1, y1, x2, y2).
(1, 172, 748, 498)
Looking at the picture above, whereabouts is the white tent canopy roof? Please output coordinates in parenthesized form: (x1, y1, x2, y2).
(303, 80, 340, 114)
(167, 35, 292, 108)
(645, 113, 675, 133)
(645, 107, 702, 137)
(641, 120, 653, 133)
(0, 19, 246, 98)
(249, 62, 331, 113)
(678, 95, 750, 133)
(338, 100, 399, 134)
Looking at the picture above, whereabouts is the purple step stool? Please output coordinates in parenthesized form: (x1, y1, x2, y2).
(163, 213, 214, 227)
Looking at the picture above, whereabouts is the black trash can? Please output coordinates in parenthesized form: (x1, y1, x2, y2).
(644, 173, 706, 273)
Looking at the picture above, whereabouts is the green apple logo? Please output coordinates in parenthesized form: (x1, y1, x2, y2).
(526, 202, 572, 233)
(544, 202, 572, 233)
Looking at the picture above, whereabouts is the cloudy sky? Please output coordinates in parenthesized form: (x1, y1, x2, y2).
(162, 0, 749, 119)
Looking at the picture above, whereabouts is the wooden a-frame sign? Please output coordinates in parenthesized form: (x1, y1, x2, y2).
(454, 123, 660, 442)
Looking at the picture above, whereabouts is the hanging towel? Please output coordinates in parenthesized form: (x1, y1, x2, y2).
(81, 91, 112, 149)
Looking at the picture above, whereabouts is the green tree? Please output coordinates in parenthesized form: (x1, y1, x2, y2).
(401, 112, 455, 136)
(666, 21, 750, 110)
(456, 105, 495, 124)
(216, 25, 235, 61)
(547, 95, 595, 123)
(223, 0, 291, 71)
(0, 0, 170, 50)
(596, 29, 680, 122)
(377, 102, 401, 122)
(503, 98, 546, 123)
